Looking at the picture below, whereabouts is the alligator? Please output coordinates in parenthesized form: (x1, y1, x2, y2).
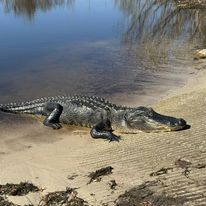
(0, 95, 187, 141)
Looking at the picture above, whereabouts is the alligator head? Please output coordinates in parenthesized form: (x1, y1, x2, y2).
(122, 107, 187, 133)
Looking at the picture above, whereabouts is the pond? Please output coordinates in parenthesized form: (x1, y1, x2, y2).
(0, 0, 205, 106)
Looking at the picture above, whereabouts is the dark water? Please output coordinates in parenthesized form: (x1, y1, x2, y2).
(0, 0, 205, 106)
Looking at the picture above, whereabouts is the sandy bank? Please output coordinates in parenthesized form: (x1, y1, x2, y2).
(0, 67, 206, 205)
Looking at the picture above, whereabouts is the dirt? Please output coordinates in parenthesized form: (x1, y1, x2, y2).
(149, 168, 173, 177)
(108, 180, 117, 190)
(194, 163, 206, 169)
(0, 182, 89, 206)
(175, 158, 206, 170)
(0, 196, 19, 206)
(115, 181, 187, 206)
(0, 182, 39, 196)
(176, 0, 206, 9)
(175, 159, 192, 169)
(87, 166, 113, 184)
(39, 187, 88, 206)
(67, 174, 79, 180)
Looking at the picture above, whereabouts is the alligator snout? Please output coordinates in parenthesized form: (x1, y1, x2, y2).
(176, 118, 187, 127)
(171, 118, 187, 131)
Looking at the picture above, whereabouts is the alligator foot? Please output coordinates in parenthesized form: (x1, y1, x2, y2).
(43, 122, 62, 129)
(43, 102, 63, 129)
(105, 133, 120, 142)
(90, 129, 120, 142)
(90, 120, 120, 142)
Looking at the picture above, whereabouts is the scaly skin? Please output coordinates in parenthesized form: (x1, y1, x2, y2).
(0, 95, 187, 141)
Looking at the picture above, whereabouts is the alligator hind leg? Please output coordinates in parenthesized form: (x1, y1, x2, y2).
(43, 102, 63, 129)
(90, 119, 120, 142)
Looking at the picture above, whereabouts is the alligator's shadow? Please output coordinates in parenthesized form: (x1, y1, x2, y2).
(181, 124, 191, 131)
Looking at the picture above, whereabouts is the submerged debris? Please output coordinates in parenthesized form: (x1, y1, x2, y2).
(0, 182, 39, 196)
(115, 181, 186, 206)
(87, 166, 113, 184)
(39, 187, 88, 206)
(149, 168, 173, 177)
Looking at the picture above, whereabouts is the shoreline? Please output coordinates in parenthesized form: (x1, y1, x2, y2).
(1, 64, 206, 205)
(109, 64, 199, 107)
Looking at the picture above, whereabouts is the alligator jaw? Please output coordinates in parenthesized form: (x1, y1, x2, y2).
(142, 116, 187, 132)
(120, 107, 188, 133)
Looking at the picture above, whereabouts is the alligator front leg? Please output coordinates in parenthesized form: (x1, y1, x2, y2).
(90, 119, 120, 142)
(43, 102, 63, 129)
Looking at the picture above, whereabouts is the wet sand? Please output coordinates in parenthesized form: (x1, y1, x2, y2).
(1, 67, 206, 205)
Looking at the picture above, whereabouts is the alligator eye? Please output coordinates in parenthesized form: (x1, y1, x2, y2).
(147, 108, 154, 116)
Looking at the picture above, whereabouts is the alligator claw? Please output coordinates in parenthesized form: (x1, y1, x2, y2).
(44, 121, 62, 129)
(107, 134, 120, 142)
(90, 126, 120, 142)
(52, 123, 62, 129)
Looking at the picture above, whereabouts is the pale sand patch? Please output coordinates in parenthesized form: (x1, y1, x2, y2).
(1, 67, 206, 205)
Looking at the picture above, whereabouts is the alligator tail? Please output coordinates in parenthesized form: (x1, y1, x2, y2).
(0, 102, 46, 115)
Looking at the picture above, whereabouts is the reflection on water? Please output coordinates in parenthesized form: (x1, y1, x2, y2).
(116, 0, 206, 69)
(1, 0, 74, 19)
(0, 0, 205, 106)
(116, 0, 205, 41)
